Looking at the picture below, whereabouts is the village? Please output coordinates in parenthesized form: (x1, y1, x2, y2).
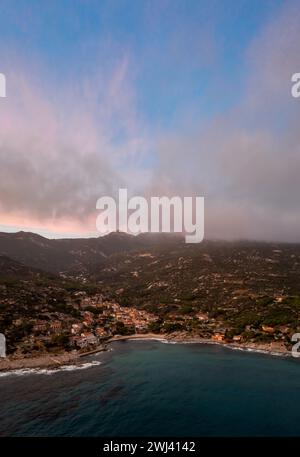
(22, 293, 159, 353)
(3, 282, 289, 359)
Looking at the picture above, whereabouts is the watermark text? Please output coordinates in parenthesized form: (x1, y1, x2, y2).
(0, 73, 6, 98)
(96, 189, 204, 243)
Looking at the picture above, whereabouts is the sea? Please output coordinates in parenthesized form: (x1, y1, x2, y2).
(0, 340, 300, 437)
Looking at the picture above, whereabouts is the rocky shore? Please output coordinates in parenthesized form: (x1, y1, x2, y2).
(0, 352, 80, 372)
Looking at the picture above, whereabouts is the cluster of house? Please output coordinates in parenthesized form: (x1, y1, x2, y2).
(70, 302, 158, 348)
(210, 323, 289, 343)
(28, 296, 158, 350)
(109, 303, 158, 332)
(194, 312, 281, 343)
(19, 288, 291, 351)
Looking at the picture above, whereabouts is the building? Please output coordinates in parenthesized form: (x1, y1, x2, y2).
(262, 325, 275, 334)
(71, 333, 98, 349)
(50, 321, 62, 332)
(212, 333, 225, 342)
(81, 332, 98, 345)
(70, 336, 87, 349)
(196, 312, 209, 321)
(95, 327, 107, 337)
(33, 321, 48, 333)
(135, 324, 148, 333)
(71, 323, 83, 335)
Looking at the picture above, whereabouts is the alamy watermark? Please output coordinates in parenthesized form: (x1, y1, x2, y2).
(291, 73, 300, 98)
(96, 188, 204, 243)
(0, 73, 6, 98)
(291, 333, 300, 357)
(0, 333, 6, 358)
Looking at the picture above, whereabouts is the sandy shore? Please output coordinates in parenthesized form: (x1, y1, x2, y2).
(107, 333, 169, 343)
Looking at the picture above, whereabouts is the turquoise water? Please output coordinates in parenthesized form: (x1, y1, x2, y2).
(0, 340, 300, 436)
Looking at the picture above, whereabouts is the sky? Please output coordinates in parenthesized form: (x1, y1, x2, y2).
(0, 0, 299, 241)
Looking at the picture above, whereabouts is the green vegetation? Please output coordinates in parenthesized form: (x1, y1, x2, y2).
(115, 321, 134, 335)
(148, 321, 163, 333)
(163, 322, 185, 333)
(2, 240, 300, 355)
(50, 333, 70, 347)
(180, 305, 194, 314)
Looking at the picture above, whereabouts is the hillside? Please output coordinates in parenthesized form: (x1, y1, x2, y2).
(0, 231, 182, 274)
(1, 232, 300, 356)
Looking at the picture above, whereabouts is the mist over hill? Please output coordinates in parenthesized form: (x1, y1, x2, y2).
(0, 231, 183, 274)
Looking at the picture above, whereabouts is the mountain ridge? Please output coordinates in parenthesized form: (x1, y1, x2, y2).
(0, 231, 184, 273)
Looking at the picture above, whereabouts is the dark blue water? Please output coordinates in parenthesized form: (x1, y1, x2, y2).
(0, 341, 300, 436)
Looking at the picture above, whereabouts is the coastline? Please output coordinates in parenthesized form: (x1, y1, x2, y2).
(107, 332, 291, 358)
(0, 333, 292, 374)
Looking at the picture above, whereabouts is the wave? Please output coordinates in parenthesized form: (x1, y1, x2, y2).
(176, 339, 290, 358)
(178, 339, 290, 357)
(0, 360, 102, 378)
(126, 337, 291, 358)
(225, 344, 290, 358)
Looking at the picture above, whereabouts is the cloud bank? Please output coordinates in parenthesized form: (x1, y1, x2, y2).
(150, 1, 300, 241)
(0, 54, 151, 235)
(0, 1, 300, 241)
